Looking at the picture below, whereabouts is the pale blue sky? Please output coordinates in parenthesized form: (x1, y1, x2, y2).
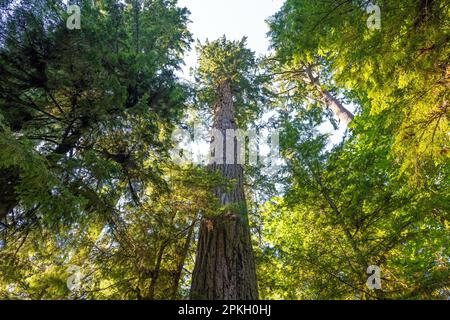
(177, 0, 284, 77)
(176, 0, 349, 145)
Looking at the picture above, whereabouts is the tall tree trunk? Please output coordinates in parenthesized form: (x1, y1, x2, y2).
(190, 80, 258, 300)
(132, 0, 141, 54)
(317, 88, 354, 125)
(146, 241, 167, 300)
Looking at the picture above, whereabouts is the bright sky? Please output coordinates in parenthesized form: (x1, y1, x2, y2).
(176, 0, 349, 147)
(177, 0, 285, 77)
(175, 1, 286, 166)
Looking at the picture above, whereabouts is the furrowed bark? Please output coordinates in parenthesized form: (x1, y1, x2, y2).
(190, 80, 258, 300)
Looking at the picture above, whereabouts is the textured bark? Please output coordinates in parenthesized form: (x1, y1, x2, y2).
(190, 81, 258, 300)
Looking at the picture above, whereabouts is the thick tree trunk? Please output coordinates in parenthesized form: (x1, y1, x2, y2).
(190, 81, 258, 300)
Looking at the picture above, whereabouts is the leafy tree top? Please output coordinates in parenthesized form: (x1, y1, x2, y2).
(196, 36, 255, 89)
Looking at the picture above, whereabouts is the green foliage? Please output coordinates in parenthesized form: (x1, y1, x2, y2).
(0, 0, 196, 299)
(0, 0, 448, 301)
(253, 1, 450, 299)
(196, 36, 256, 90)
(195, 36, 270, 126)
(268, 0, 450, 179)
(256, 107, 449, 299)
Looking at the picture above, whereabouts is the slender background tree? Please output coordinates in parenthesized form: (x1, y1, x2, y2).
(190, 37, 260, 300)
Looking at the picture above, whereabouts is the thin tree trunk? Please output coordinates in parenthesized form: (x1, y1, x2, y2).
(171, 222, 195, 299)
(307, 160, 386, 299)
(190, 80, 258, 300)
(133, 0, 141, 54)
(146, 206, 179, 300)
(0, 168, 20, 221)
(304, 64, 354, 125)
(146, 242, 167, 300)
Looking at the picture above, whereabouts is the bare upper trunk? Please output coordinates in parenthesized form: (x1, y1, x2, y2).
(304, 64, 354, 125)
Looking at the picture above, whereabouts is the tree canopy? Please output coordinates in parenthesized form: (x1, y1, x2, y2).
(0, 0, 448, 300)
